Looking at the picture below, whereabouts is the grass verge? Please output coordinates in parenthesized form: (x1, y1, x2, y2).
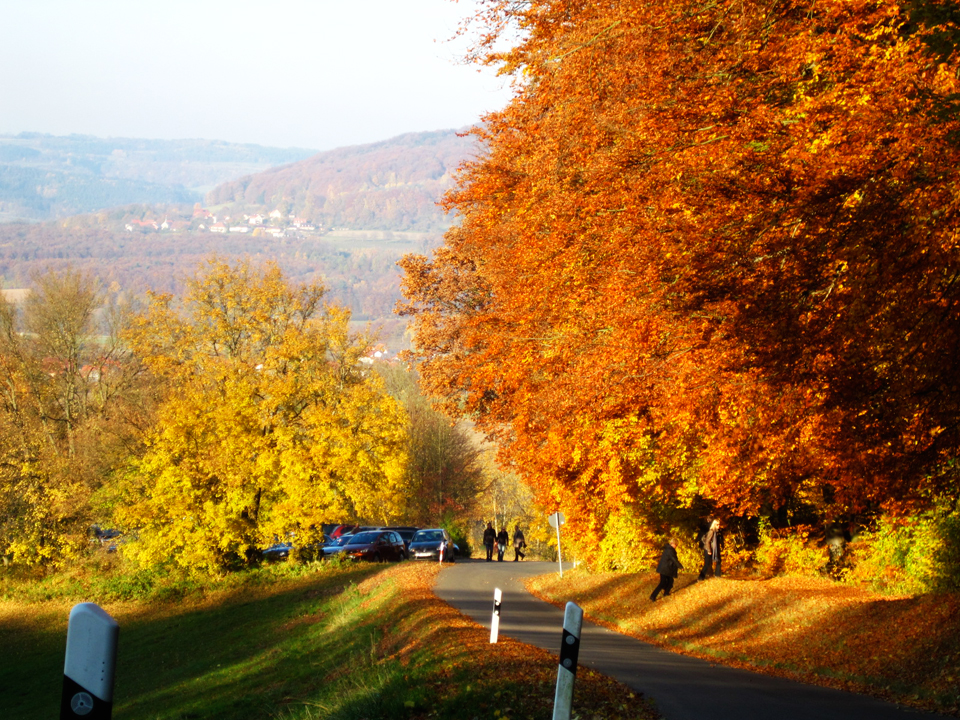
(527, 569, 960, 716)
(1, 560, 658, 720)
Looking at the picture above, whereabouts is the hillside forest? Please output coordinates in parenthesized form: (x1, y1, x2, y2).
(399, 0, 960, 590)
(205, 129, 477, 233)
(0, 217, 430, 340)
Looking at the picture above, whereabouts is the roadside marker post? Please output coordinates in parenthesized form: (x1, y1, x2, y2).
(552, 601, 583, 720)
(60, 602, 119, 720)
(548, 511, 566, 577)
(490, 587, 502, 643)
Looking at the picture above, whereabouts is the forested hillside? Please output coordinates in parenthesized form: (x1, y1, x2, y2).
(0, 220, 423, 328)
(0, 133, 316, 222)
(400, 0, 960, 585)
(0, 130, 473, 336)
(205, 129, 476, 232)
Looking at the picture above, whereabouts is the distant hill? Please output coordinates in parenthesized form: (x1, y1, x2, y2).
(0, 128, 481, 347)
(205, 129, 478, 233)
(0, 133, 317, 223)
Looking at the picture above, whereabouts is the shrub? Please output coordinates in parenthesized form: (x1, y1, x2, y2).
(752, 520, 827, 577)
(594, 506, 661, 573)
(843, 502, 960, 595)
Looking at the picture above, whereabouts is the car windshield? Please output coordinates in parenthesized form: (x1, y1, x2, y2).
(346, 532, 380, 545)
(413, 530, 442, 542)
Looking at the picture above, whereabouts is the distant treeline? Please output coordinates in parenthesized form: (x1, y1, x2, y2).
(0, 165, 199, 220)
(0, 220, 434, 326)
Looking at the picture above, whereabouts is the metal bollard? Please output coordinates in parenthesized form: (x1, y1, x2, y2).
(552, 601, 583, 720)
(60, 602, 119, 719)
(490, 587, 502, 643)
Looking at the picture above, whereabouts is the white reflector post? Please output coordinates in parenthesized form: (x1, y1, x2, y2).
(552, 601, 583, 720)
(61, 602, 119, 719)
(490, 587, 502, 643)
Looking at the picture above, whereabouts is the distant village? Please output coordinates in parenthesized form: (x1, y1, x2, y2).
(124, 205, 323, 238)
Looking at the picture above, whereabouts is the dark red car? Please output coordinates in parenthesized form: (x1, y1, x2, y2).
(340, 530, 407, 562)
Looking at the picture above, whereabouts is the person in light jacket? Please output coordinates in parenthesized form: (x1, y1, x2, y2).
(650, 538, 683, 601)
(698, 518, 723, 580)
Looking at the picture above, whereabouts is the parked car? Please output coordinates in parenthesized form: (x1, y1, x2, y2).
(263, 534, 331, 562)
(262, 541, 294, 562)
(330, 524, 378, 539)
(408, 528, 457, 562)
(90, 525, 123, 553)
(340, 530, 407, 562)
(376, 526, 420, 550)
(322, 533, 356, 558)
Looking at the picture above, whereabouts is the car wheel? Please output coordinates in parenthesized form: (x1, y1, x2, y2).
(373, 552, 383, 563)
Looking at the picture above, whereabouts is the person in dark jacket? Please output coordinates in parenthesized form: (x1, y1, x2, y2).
(513, 525, 527, 561)
(698, 518, 723, 580)
(483, 522, 496, 562)
(496, 527, 509, 561)
(650, 538, 683, 601)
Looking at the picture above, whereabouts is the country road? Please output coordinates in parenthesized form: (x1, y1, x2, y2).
(435, 559, 947, 720)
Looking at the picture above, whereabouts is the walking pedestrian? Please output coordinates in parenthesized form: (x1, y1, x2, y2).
(483, 522, 496, 562)
(496, 527, 509, 561)
(513, 525, 526, 561)
(698, 518, 723, 580)
(650, 538, 683, 601)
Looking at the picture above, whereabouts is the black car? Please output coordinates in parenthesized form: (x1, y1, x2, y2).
(340, 530, 407, 562)
(262, 541, 294, 562)
(408, 528, 457, 562)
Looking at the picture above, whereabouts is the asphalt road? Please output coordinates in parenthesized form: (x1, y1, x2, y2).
(434, 558, 947, 720)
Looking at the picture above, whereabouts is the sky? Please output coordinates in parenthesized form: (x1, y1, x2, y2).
(0, 0, 515, 151)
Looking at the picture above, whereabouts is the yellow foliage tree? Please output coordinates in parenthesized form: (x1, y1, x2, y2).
(0, 269, 143, 567)
(117, 259, 409, 573)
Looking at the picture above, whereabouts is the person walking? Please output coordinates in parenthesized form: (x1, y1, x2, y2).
(483, 522, 496, 562)
(496, 527, 509, 561)
(698, 518, 723, 580)
(512, 525, 527, 561)
(650, 538, 683, 601)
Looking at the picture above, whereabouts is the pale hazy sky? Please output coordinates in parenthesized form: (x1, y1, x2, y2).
(0, 0, 514, 151)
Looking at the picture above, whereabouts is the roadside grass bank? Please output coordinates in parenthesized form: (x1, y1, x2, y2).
(526, 569, 960, 716)
(1, 560, 658, 719)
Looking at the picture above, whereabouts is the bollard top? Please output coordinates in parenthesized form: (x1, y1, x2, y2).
(562, 601, 583, 635)
(64, 602, 119, 702)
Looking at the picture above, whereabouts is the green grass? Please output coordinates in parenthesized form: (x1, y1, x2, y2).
(2, 562, 414, 719)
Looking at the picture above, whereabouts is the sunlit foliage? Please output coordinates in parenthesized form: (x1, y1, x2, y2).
(401, 0, 960, 564)
(117, 259, 409, 573)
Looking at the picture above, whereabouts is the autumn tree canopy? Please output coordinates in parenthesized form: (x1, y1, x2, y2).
(400, 0, 960, 560)
(0, 271, 143, 565)
(118, 259, 409, 573)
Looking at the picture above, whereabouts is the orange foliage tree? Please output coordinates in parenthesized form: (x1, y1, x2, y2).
(400, 0, 960, 563)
